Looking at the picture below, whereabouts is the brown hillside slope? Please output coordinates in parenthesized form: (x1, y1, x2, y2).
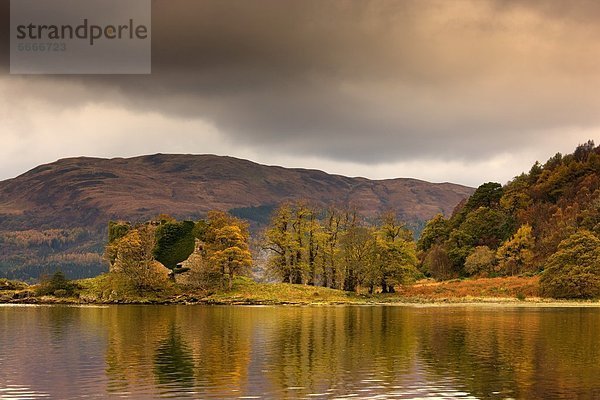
(0, 154, 473, 229)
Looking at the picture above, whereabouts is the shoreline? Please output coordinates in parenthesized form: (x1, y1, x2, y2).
(2, 295, 600, 307)
(2, 275, 599, 307)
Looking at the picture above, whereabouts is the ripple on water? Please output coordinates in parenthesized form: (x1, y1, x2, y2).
(0, 385, 51, 399)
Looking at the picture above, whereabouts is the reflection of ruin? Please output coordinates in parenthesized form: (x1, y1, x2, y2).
(105, 307, 171, 392)
(154, 324, 195, 390)
(104, 306, 253, 398)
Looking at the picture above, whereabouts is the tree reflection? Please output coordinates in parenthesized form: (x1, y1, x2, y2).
(415, 307, 600, 399)
(266, 306, 419, 396)
(154, 324, 195, 389)
(99, 305, 600, 399)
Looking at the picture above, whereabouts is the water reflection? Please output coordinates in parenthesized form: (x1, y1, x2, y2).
(154, 324, 195, 396)
(415, 307, 600, 399)
(265, 306, 419, 397)
(1, 305, 600, 399)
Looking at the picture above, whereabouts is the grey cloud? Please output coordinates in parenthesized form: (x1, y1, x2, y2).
(2, 0, 600, 166)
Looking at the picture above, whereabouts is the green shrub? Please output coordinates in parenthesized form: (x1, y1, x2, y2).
(153, 221, 195, 270)
(108, 221, 132, 243)
(36, 271, 79, 297)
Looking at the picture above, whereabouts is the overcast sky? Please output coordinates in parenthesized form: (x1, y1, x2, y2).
(1, 0, 600, 187)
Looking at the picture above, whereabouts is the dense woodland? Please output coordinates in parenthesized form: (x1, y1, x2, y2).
(0, 228, 105, 281)
(262, 204, 419, 293)
(418, 140, 600, 298)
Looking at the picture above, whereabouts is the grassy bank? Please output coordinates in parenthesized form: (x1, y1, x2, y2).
(1, 275, 599, 305)
(203, 277, 364, 305)
(0, 275, 366, 305)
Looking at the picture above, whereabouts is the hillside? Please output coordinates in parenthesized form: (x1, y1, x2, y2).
(0, 154, 473, 280)
(417, 141, 600, 298)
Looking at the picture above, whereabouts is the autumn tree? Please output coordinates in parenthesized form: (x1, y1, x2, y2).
(264, 203, 297, 283)
(303, 207, 322, 286)
(464, 246, 496, 276)
(540, 230, 600, 299)
(319, 207, 353, 289)
(574, 140, 595, 162)
(422, 244, 454, 280)
(339, 225, 376, 292)
(500, 174, 533, 215)
(263, 202, 327, 285)
(263, 203, 419, 292)
(293, 205, 309, 284)
(208, 225, 252, 289)
(109, 225, 169, 293)
(201, 211, 250, 242)
(173, 212, 252, 290)
(373, 212, 419, 293)
(496, 224, 535, 276)
(192, 211, 253, 289)
(106, 221, 133, 265)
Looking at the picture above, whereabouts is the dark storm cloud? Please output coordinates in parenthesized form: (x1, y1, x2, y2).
(144, 0, 600, 162)
(2, 0, 600, 165)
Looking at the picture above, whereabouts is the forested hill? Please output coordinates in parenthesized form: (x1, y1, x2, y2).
(0, 154, 473, 280)
(418, 140, 600, 298)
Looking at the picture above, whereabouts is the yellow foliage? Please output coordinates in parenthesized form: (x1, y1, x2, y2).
(496, 224, 535, 275)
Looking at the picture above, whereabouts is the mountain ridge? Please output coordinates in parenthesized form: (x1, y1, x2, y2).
(0, 153, 474, 228)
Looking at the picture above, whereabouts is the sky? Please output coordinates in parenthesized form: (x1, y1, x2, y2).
(1, 0, 600, 187)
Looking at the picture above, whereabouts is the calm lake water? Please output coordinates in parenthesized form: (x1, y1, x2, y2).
(1, 305, 599, 399)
